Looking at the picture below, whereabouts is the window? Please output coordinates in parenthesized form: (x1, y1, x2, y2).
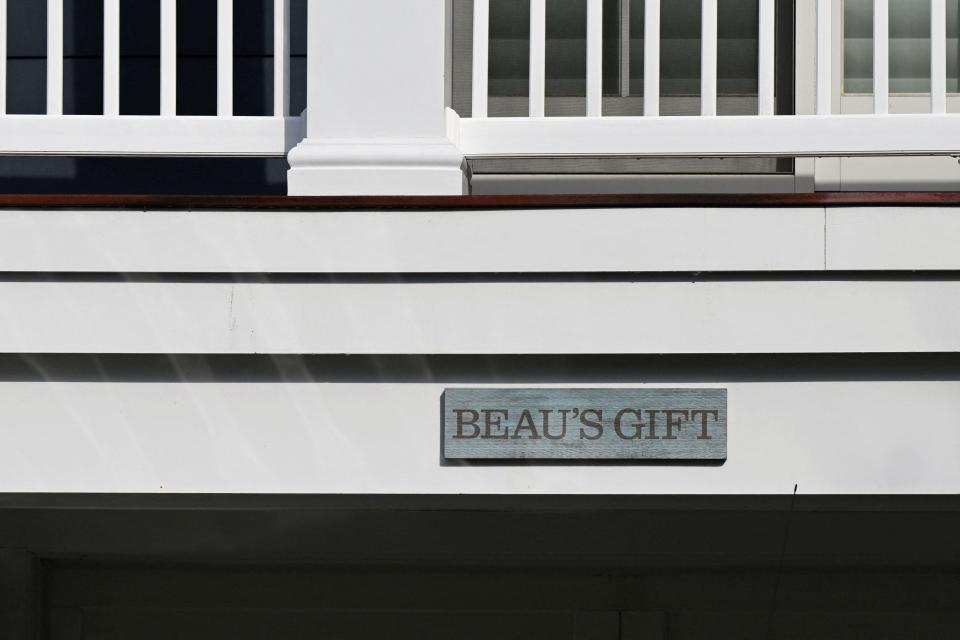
(844, 0, 960, 94)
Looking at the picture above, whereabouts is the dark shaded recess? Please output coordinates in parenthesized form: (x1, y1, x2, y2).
(6, 0, 48, 114)
(63, 0, 105, 115)
(0, 494, 957, 640)
(176, 0, 217, 115)
(0, 353, 958, 384)
(121, 0, 162, 115)
(0, 496, 957, 638)
(1, 191, 960, 208)
(0, 157, 288, 195)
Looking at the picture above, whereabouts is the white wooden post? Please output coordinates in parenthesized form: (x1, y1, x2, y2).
(287, 0, 466, 196)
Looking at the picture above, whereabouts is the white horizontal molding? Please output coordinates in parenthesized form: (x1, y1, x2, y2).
(0, 116, 302, 156)
(1, 381, 958, 494)
(827, 207, 960, 270)
(1, 280, 959, 354)
(455, 114, 960, 157)
(0, 208, 824, 273)
(287, 138, 467, 196)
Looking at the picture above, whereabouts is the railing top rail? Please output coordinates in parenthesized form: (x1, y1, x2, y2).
(461, 0, 960, 159)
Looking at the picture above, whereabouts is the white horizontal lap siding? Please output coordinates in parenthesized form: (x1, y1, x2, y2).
(455, 115, 960, 157)
(6, 206, 960, 272)
(0, 208, 825, 273)
(1, 380, 958, 494)
(828, 207, 960, 270)
(0, 116, 298, 156)
(0, 281, 959, 354)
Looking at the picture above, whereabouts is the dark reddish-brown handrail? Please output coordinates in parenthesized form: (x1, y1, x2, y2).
(0, 192, 959, 210)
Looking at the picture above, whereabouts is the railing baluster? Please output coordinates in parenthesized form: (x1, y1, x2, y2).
(0, 0, 6, 116)
(758, 0, 776, 116)
(931, 0, 947, 114)
(47, 0, 63, 115)
(587, 0, 603, 116)
(529, 0, 546, 118)
(472, 0, 489, 118)
(644, 0, 660, 116)
(217, 0, 233, 117)
(816, 0, 832, 115)
(104, 0, 120, 116)
(274, 0, 290, 117)
(874, 0, 888, 114)
(161, 0, 176, 116)
(701, 0, 717, 116)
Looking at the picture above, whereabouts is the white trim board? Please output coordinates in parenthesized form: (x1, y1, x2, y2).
(0, 207, 825, 273)
(454, 114, 960, 158)
(0, 280, 959, 354)
(1, 380, 958, 494)
(4, 206, 960, 273)
(0, 116, 302, 156)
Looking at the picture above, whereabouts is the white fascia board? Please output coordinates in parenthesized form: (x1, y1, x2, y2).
(0, 280, 959, 354)
(456, 114, 960, 157)
(0, 207, 825, 273)
(827, 207, 960, 270)
(1, 380, 958, 494)
(0, 116, 301, 156)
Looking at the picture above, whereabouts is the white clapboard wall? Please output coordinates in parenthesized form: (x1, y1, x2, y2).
(0, 203, 958, 495)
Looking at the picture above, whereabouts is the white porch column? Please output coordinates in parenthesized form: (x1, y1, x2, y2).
(287, 0, 467, 196)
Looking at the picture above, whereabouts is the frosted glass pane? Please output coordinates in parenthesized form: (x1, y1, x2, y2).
(488, 0, 760, 98)
(844, 0, 960, 94)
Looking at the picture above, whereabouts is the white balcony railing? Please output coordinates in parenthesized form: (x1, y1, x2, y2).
(449, 0, 960, 159)
(0, 0, 300, 156)
(2, 0, 960, 194)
